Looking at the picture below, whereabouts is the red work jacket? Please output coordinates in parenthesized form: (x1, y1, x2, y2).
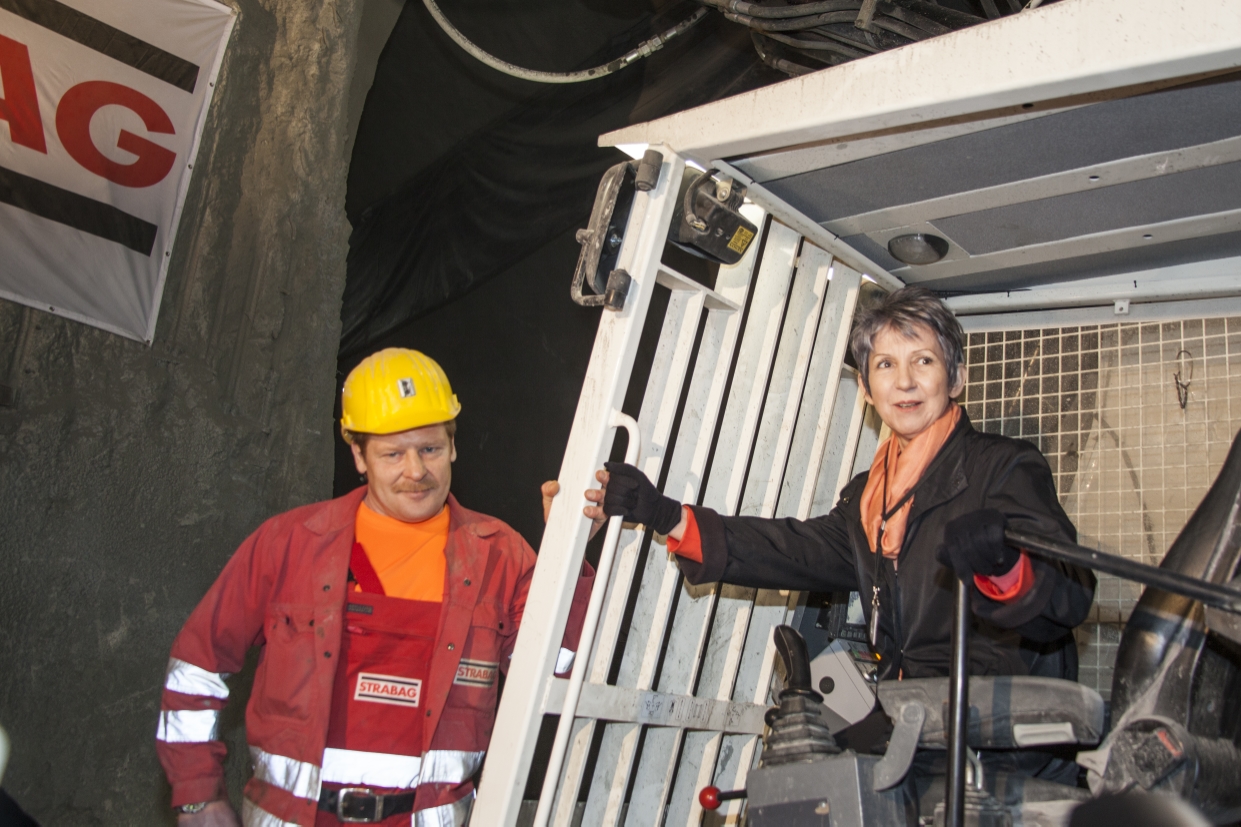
(156, 487, 592, 825)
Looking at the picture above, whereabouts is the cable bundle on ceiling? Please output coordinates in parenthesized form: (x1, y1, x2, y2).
(704, 0, 1045, 76)
(424, 0, 1056, 85)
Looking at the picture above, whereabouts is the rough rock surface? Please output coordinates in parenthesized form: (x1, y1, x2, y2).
(0, 0, 362, 821)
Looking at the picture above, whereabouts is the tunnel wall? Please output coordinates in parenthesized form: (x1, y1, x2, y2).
(0, 0, 361, 821)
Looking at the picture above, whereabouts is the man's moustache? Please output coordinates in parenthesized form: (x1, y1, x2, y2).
(393, 482, 437, 494)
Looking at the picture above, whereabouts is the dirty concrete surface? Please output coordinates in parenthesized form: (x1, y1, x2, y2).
(0, 0, 362, 821)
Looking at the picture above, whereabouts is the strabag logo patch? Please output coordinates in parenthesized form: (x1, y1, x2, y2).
(354, 672, 421, 707)
(454, 659, 498, 688)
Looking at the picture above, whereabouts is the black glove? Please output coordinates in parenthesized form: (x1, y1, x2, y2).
(936, 508, 1019, 579)
(602, 462, 684, 535)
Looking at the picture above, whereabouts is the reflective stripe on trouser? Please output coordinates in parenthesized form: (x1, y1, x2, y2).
(242, 798, 300, 827)
(156, 708, 220, 743)
(418, 750, 485, 785)
(319, 746, 485, 786)
(252, 744, 485, 798)
(250, 745, 321, 800)
(164, 657, 230, 699)
(321, 747, 421, 788)
(414, 793, 473, 827)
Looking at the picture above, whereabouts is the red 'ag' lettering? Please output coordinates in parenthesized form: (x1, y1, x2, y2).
(56, 80, 175, 188)
(0, 34, 47, 153)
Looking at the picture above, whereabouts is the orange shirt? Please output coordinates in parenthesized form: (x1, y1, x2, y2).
(354, 500, 449, 602)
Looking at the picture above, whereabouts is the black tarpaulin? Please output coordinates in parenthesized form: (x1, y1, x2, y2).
(340, 7, 781, 357)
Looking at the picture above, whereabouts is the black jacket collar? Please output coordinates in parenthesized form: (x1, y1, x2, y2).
(906, 407, 973, 522)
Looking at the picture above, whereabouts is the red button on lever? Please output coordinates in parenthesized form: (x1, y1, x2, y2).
(698, 785, 746, 810)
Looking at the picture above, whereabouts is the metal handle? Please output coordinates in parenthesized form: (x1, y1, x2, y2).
(1006, 529, 1241, 614)
(945, 575, 970, 827)
(532, 410, 641, 827)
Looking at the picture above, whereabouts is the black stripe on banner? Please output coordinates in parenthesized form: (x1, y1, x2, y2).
(0, 0, 199, 93)
(0, 164, 158, 254)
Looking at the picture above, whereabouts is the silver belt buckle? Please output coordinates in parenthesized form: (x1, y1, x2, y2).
(336, 787, 383, 824)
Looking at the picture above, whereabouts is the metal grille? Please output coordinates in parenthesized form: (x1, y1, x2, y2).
(963, 318, 1241, 698)
(474, 149, 881, 826)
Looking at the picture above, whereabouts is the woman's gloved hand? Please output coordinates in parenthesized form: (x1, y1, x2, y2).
(602, 462, 684, 535)
(936, 508, 1020, 579)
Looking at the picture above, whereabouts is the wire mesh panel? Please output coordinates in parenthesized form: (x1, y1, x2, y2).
(474, 148, 881, 826)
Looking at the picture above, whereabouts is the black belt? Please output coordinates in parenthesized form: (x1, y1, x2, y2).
(318, 787, 416, 823)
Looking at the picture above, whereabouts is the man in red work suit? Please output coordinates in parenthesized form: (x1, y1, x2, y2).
(157, 349, 592, 827)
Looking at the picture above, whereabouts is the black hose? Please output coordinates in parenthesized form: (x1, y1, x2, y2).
(762, 30, 871, 59)
(701, 0, 862, 19)
(802, 24, 881, 52)
(878, 1, 950, 35)
(889, 0, 983, 27)
(873, 16, 929, 40)
(727, 9, 860, 31)
(749, 31, 816, 74)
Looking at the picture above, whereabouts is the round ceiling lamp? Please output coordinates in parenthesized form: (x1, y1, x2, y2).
(887, 233, 950, 265)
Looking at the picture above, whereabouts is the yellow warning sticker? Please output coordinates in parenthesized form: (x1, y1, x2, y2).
(727, 225, 755, 254)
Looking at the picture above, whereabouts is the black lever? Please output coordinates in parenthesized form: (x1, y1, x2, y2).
(761, 625, 839, 766)
(774, 624, 815, 693)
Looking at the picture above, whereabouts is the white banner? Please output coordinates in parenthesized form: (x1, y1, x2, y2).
(0, 0, 235, 341)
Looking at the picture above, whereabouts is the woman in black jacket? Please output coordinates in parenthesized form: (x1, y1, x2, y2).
(588, 286, 1096, 684)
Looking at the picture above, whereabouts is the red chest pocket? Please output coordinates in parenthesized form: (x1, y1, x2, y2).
(326, 596, 441, 757)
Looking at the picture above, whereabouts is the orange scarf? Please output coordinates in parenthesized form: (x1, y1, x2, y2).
(860, 403, 961, 559)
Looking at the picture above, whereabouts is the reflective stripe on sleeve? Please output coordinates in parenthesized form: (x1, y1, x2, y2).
(555, 647, 575, 674)
(164, 657, 230, 699)
(418, 750, 486, 785)
(414, 793, 474, 827)
(241, 798, 300, 827)
(320, 747, 422, 788)
(249, 745, 321, 801)
(156, 709, 220, 743)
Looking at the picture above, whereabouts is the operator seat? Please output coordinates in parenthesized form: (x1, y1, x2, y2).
(876, 675, 1105, 753)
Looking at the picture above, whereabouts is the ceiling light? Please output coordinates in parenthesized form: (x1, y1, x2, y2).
(887, 233, 950, 265)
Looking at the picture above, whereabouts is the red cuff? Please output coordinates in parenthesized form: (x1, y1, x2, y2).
(666, 508, 701, 563)
(974, 553, 1034, 602)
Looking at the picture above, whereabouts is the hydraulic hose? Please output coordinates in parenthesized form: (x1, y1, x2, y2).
(421, 0, 708, 84)
(872, 16, 929, 40)
(761, 30, 871, 59)
(701, 0, 861, 18)
(726, 9, 859, 31)
(749, 31, 815, 75)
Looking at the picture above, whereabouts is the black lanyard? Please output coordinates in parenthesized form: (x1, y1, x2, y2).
(869, 453, 915, 648)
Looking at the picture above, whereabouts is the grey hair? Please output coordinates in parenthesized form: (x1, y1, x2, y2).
(850, 286, 965, 393)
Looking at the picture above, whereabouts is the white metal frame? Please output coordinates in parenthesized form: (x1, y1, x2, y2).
(475, 148, 879, 825)
(478, 4, 1241, 824)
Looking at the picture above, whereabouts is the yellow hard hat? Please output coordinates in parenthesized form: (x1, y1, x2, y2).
(340, 348, 461, 442)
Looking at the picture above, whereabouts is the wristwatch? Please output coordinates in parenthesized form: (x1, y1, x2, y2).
(176, 801, 210, 814)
